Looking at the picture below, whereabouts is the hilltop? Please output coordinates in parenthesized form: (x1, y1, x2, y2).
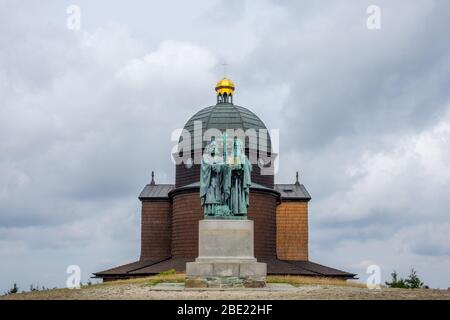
(2, 275, 449, 300)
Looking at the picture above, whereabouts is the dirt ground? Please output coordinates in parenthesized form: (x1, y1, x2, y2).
(2, 280, 450, 300)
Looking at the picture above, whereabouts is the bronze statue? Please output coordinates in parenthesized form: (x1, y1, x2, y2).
(200, 134, 252, 218)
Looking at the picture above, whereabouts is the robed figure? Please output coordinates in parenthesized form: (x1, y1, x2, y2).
(227, 137, 252, 215)
(200, 140, 230, 216)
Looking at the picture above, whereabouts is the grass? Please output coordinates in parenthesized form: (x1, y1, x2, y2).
(2, 273, 365, 299)
(267, 275, 366, 288)
(137, 273, 365, 288)
(6, 273, 449, 300)
(86, 273, 186, 288)
(90, 273, 365, 289)
(147, 273, 185, 286)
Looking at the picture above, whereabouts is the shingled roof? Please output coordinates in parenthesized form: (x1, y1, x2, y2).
(124, 258, 326, 277)
(139, 184, 174, 200)
(182, 103, 271, 151)
(93, 259, 167, 276)
(274, 184, 311, 201)
(94, 258, 356, 279)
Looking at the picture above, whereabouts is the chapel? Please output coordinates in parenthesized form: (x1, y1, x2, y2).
(94, 78, 355, 281)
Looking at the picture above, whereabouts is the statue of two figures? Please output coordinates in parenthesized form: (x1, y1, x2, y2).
(200, 134, 252, 219)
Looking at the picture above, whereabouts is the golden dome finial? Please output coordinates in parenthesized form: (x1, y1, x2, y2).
(215, 77, 235, 96)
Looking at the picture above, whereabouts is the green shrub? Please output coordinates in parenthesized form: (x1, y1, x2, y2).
(385, 269, 425, 289)
(405, 268, 424, 289)
(385, 271, 407, 288)
(7, 283, 19, 295)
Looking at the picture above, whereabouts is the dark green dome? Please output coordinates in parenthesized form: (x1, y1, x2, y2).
(182, 103, 271, 152)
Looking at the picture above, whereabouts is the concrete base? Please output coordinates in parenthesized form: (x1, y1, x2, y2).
(186, 261, 266, 288)
(185, 275, 266, 289)
(186, 219, 267, 288)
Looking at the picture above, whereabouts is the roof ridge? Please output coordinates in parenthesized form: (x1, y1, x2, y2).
(231, 104, 246, 130)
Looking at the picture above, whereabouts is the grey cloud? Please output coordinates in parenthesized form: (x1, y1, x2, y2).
(239, 1, 450, 150)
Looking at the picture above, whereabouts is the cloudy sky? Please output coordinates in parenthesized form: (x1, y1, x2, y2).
(1, 0, 450, 291)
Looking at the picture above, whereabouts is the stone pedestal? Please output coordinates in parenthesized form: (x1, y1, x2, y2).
(186, 220, 267, 288)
